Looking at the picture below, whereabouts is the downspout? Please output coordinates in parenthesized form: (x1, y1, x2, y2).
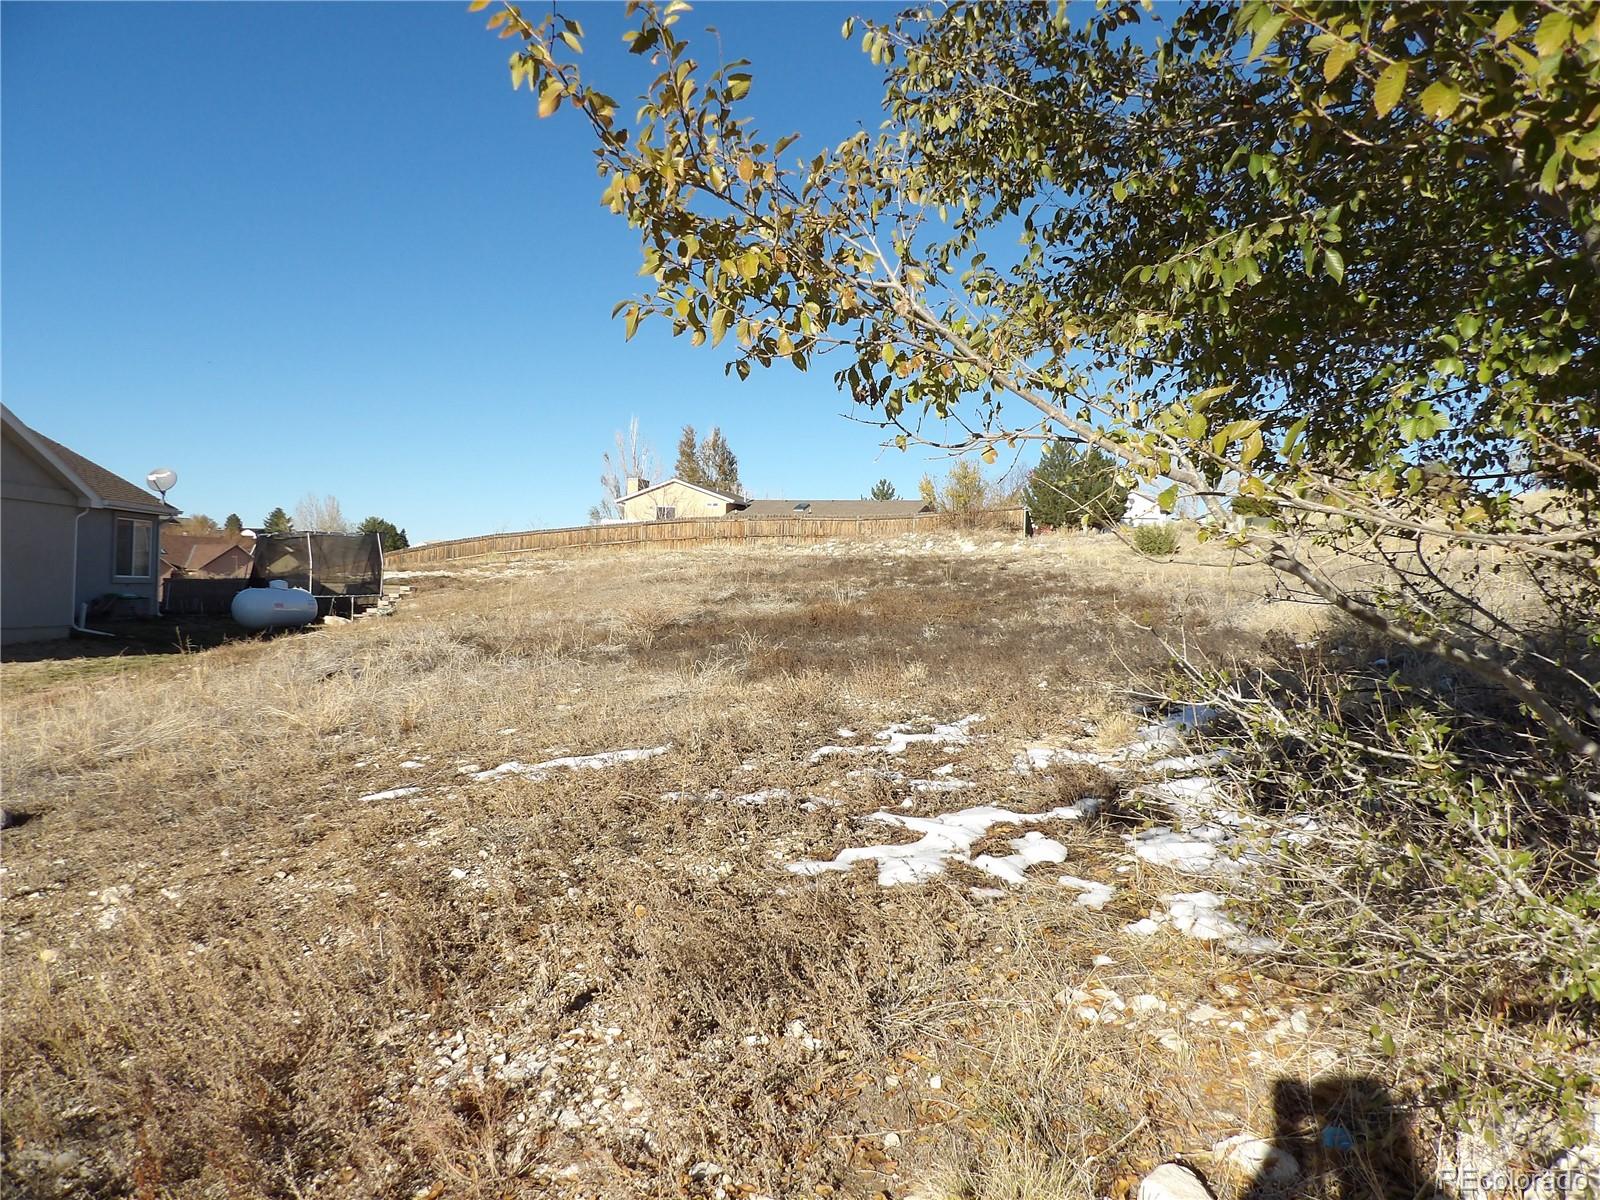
(70, 508, 114, 638)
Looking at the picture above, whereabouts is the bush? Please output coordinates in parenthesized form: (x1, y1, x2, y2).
(1022, 443, 1131, 529)
(1131, 524, 1178, 556)
(1169, 652, 1599, 1142)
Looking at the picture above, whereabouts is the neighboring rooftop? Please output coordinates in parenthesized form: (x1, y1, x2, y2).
(739, 499, 934, 518)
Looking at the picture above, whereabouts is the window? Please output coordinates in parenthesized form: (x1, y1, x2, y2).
(655, 505, 676, 520)
(114, 517, 152, 579)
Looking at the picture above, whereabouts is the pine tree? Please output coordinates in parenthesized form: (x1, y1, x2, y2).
(699, 426, 741, 494)
(869, 479, 897, 501)
(1022, 443, 1130, 530)
(262, 507, 294, 534)
(675, 425, 707, 485)
(223, 513, 244, 536)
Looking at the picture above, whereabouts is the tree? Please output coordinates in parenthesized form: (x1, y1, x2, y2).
(172, 513, 222, 536)
(868, 478, 897, 501)
(223, 513, 244, 536)
(591, 416, 660, 522)
(675, 425, 708, 486)
(262, 507, 294, 535)
(294, 493, 351, 533)
(674, 424, 742, 494)
(357, 516, 410, 552)
(1024, 444, 1132, 530)
(699, 426, 741, 494)
(920, 460, 990, 516)
(486, 2, 1599, 757)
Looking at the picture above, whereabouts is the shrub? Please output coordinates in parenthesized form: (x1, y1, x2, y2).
(1131, 524, 1177, 556)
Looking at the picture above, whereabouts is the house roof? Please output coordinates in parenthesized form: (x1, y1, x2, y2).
(1, 405, 178, 516)
(739, 499, 934, 518)
(161, 534, 254, 574)
(623, 477, 747, 506)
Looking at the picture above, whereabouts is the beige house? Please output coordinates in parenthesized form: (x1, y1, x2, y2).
(616, 477, 745, 522)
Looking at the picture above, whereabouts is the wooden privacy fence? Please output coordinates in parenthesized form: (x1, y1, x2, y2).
(386, 507, 1030, 569)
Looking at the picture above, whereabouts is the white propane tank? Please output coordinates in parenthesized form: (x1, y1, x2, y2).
(231, 580, 319, 631)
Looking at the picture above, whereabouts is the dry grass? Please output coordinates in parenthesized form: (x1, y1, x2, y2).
(2, 531, 1423, 1200)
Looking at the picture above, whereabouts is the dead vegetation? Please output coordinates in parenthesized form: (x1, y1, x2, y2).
(0, 532, 1561, 1199)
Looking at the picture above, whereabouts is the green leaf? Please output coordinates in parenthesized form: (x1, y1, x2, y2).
(1248, 11, 1288, 62)
(1418, 80, 1460, 118)
(1492, 6, 1520, 43)
(1323, 39, 1357, 82)
(559, 29, 582, 53)
(726, 73, 752, 100)
(1534, 10, 1572, 57)
(1323, 247, 1345, 283)
(1373, 60, 1408, 118)
(1156, 483, 1178, 513)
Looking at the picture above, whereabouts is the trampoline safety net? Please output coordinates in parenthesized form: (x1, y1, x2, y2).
(251, 532, 384, 597)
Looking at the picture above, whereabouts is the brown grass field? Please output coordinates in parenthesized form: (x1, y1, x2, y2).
(0, 531, 1570, 1199)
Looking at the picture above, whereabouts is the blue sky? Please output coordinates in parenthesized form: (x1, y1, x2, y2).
(2, 1, 1008, 541)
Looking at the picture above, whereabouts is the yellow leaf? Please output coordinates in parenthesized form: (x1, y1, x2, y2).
(468, 0, 491, 10)
(736, 157, 755, 183)
(981, 446, 998, 465)
(1323, 39, 1357, 82)
(1373, 60, 1408, 118)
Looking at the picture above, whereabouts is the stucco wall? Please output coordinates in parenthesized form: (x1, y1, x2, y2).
(618, 481, 738, 521)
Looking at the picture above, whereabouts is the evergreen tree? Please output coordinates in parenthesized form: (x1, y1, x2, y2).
(262, 507, 294, 534)
(699, 426, 741, 494)
(223, 513, 244, 536)
(674, 425, 707, 485)
(1023, 444, 1131, 529)
(868, 479, 898, 502)
(357, 516, 410, 552)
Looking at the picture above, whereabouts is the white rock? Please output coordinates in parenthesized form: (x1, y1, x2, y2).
(1139, 1162, 1213, 1200)
(1213, 1134, 1299, 1187)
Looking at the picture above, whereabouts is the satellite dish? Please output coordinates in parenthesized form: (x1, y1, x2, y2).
(146, 467, 178, 499)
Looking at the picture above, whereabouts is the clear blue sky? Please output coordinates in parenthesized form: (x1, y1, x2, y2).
(3, 1, 1006, 541)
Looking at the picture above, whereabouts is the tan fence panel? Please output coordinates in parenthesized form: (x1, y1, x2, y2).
(386, 507, 1028, 569)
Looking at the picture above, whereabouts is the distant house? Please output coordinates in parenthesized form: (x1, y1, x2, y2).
(160, 535, 254, 582)
(1, 405, 179, 644)
(616, 477, 746, 522)
(740, 499, 933, 518)
(1123, 491, 1169, 525)
(615, 479, 934, 523)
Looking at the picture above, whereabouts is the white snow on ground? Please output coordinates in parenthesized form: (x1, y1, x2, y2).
(1129, 826, 1247, 874)
(1014, 707, 1222, 774)
(1125, 891, 1281, 954)
(359, 786, 423, 802)
(789, 800, 1100, 887)
(1059, 875, 1116, 909)
(472, 745, 670, 783)
(972, 831, 1069, 885)
(809, 714, 984, 764)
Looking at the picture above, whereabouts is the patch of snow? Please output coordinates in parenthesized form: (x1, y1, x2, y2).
(399, 760, 425, 770)
(810, 714, 983, 764)
(1058, 875, 1115, 909)
(1128, 891, 1282, 954)
(359, 786, 423, 802)
(472, 745, 669, 783)
(972, 831, 1069, 884)
(789, 799, 1096, 887)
